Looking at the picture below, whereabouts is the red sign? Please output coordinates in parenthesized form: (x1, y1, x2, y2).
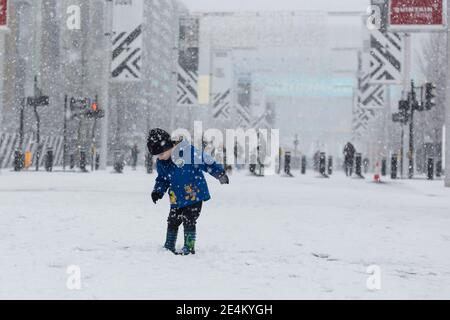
(389, 0, 446, 31)
(0, 0, 7, 27)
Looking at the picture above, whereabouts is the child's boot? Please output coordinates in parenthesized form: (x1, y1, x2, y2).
(164, 228, 178, 255)
(181, 230, 196, 255)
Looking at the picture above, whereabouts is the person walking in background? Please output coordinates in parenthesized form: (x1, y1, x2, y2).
(343, 142, 356, 177)
(131, 144, 140, 171)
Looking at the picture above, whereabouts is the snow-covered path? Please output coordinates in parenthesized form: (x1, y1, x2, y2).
(0, 168, 449, 299)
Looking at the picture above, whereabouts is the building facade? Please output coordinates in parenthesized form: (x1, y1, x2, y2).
(0, 0, 185, 168)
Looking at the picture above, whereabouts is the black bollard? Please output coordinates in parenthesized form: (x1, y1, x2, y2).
(45, 148, 53, 172)
(301, 156, 307, 175)
(145, 153, 153, 174)
(355, 153, 363, 177)
(319, 152, 327, 176)
(284, 152, 292, 176)
(427, 158, 434, 180)
(327, 156, 333, 175)
(391, 154, 398, 180)
(436, 160, 442, 178)
(14, 150, 24, 172)
(70, 154, 75, 169)
(381, 159, 387, 176)
(113, 151, 124, 174)
(95, 154, 100, 171)
(80, 151, 87, 172)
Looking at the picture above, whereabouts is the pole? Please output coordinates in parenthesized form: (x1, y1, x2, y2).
(34, 105, 40, 171)
(400, 127, 404, 178)
(99, 0, 113, 170)
(19, 98, 25, 152)
(33, 76, 41, 172)
(91, 95, 98, 172)
(408, 81, 416, 179)
(408, 103, 415, 179)
(402, 33, 411, 179)
(446, 2, 450, 187)
(63, 95, 68, 171)
(0, 30, 5, 127)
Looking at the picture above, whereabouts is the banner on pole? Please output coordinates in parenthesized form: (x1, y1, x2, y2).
(369, 29, 404, 84)
(352, 52, 386, 138)
(177, 17, 200, 107)
(235, 74, 253, 129)
(367, 1, 404, 85)
(111, 0, 143, 81)
(212, 50, 233, 121)
(0, 0, 7, 28)
(388, 0, 447, 32)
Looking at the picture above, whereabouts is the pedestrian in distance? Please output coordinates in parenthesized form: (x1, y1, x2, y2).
(343, 142, 356, 177)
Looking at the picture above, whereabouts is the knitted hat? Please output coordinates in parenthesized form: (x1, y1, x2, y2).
(147, 128, 175, 156)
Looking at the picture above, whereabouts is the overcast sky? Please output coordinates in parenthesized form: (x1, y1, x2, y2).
(182, 0, 370, 12)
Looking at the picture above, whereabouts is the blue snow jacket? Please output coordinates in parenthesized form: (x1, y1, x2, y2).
(153, 139, 225, 209)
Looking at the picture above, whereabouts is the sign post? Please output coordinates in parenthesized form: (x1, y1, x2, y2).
(388, 0, 447, 32)
(446, 2, 450, 187)
(0, 0, 8, 128)
(387, 0, 449, 184)
(0, 0, 7, 28)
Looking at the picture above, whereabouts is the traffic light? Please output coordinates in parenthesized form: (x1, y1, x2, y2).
(86, 102, 104, 119)
(425, 82, 437, 110)
(399, 100, 408, 115)
(393, 100, 409, 124)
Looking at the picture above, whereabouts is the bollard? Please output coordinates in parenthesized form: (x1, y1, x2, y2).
(113, 151, 124, 174)
(436, 160, 442, 178)
(327, 156, 333, 175)
(319, 152, 327, 176)
(257, 164, 265, 177)
(301, 156, 307, 175)
(427, 158, 434, 180)
(95, 154, 100, 171)
(70, 154, 75, 169)
(80, 151, 87, 172)
(363, 158, 370, 174)
(45, 148, 53, 172)
(355, 153, 363, 177)
(14, 150, 24, 172)
(25, 151, 32, 169)
(284, 152, 292, 176)
(381, 159, 387, 176)
(391, 154, 398, 180)
(145, 153, 153, 174)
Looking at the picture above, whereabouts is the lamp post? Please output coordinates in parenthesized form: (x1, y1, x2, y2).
(446, 3, 450, 187)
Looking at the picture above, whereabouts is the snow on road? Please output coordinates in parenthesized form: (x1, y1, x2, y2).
(0, 168, 449, 299)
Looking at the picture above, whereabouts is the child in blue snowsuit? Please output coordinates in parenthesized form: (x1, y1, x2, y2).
(147, 129, 229, 255)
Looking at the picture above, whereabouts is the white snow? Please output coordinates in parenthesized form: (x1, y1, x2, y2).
(0, 168, 449, 299)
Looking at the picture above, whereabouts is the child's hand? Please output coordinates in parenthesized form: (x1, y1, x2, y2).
(151, 191, 163, 204)
(218, 173, 230, 185)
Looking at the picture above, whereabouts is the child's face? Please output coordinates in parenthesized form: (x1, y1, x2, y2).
(158, 148, 173, 161)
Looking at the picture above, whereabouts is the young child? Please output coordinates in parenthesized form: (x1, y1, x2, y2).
(147, 128, 229, 255)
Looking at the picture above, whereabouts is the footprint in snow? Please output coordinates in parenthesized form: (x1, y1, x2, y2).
(312, 253, 330, 259)
(396, 269, 418, 277)
(73, 247, 95, 252)
(312, 253, 339, 262)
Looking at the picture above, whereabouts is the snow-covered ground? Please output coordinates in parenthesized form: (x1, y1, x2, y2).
(0, 167, 449, 300)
